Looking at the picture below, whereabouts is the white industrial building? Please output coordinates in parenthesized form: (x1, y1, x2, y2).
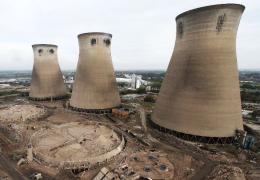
(116, 74, 148, 89)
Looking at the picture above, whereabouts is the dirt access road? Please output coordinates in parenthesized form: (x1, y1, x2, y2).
(0, 134, 28, 180)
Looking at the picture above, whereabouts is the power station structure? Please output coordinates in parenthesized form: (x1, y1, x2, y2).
(29, 44, 66, 101)
(150, 4, 245, 143)
(70, 32, 120, 113)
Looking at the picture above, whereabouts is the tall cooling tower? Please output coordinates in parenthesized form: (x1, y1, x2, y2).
(70, 32, 120, 113)
(30, 44, 66, 101)
(151, 4, 245, 143)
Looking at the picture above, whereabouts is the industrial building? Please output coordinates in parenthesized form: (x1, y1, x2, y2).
(70, 32, 121, 113)
(151, 4, 245, 143)
(29, 44, 67, 101)
(116, 74, 148, 90)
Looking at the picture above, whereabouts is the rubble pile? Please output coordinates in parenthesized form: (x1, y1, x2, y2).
(92, 150, 174, 179)
(206, 165, 246, 180)
(0, 104, 46, 122)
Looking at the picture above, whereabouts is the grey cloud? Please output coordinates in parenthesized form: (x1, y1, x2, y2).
(0, 0, 259, 70)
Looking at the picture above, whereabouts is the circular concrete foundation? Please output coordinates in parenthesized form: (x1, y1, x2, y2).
(30, 122, 124, 169)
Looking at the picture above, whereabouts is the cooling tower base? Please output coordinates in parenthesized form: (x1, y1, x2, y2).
(68, 104, 116, 114)
(149, 119, 235, 144)
(29, 95, 67, 101)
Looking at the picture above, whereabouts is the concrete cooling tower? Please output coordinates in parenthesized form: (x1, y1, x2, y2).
(151, 4, 245, 143)
(29, 44, 66, 101)
(70, 32, 120, 113)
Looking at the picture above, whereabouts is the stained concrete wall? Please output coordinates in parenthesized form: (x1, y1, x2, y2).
(152, 4, 245, 138)
(30, 44, 66, 99)
(70, 32, 120, 110)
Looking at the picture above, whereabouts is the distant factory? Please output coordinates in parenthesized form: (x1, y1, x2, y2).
(116, 74, 148, 89)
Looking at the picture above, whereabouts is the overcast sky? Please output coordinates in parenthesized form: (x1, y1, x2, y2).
(0, 0, 259, 71)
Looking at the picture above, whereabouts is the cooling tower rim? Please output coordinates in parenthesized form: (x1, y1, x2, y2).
(176, 3, 245, 20)
(78, 32, 112, 38)
(32, 44, 58, 48)
(29, 94, 68, 101)
(148, 119, 235, 144)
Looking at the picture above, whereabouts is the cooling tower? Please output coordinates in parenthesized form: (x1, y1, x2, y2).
(29, 44, 66, 100)
(70, 32, 120, 113)
(151, 4, 245, 142)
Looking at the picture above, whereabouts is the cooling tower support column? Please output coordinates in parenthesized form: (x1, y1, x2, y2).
(151, 4, 245, 143)
(29, 44, 67, 101)
(69, 32, 121, 113)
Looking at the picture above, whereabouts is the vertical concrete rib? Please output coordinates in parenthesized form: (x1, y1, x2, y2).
(152, 4, 245, 138)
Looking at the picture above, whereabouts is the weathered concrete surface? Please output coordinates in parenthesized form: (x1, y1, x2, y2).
(30, 44, 66, 99)
(152, 4, 245, 137)
(70, 32, 120, 110)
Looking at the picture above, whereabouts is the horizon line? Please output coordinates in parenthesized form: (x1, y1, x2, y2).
(0, 68, 260, 72)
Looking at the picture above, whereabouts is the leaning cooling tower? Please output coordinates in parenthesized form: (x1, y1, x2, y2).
(70, 32, 120, 113)
(30, 44, 66, 100)
(151, 4, 245, 141)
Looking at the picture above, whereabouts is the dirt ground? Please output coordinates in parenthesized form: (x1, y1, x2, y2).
(32, 122, 121, 163)
(0, 97, 259, 179)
